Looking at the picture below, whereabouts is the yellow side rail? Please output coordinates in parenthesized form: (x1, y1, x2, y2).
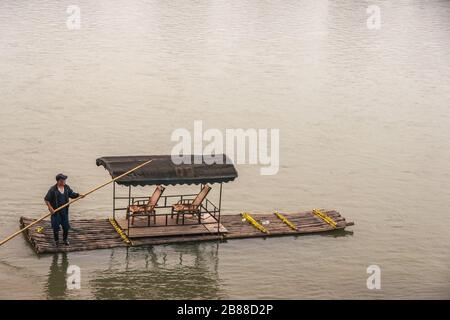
(274, 211, 298, 231)
(109, 218, 133, 245)
(312, 209, 337, 228)
(241, 212, 270, 234)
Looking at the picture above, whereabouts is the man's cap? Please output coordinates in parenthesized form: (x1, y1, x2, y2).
(55, 173, 68, 181)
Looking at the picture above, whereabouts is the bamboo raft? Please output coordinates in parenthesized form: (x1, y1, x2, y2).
(20, 210, 353, 254)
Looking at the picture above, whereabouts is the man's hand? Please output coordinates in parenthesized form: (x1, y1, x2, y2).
(45, 201, 55, 214)
(79, 194, 86, 199)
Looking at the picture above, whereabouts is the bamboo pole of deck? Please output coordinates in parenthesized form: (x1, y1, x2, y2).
(0, 159, 153, 247)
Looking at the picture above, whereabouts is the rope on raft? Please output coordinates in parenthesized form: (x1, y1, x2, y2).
(109, 218, 133, 245)
(312, 209, 337, 228)
(274, 211, 298, 231)
(241, 212, 270, 234)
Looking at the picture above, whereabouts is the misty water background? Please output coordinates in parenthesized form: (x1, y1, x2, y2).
(0, 0, 449, 299)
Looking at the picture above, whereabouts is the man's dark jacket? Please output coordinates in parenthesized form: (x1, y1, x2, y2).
(44, 184, 80, 211)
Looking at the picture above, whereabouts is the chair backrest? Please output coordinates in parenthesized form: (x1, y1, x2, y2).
(192, 185, 211, 207)
(147, 185, 165, 207)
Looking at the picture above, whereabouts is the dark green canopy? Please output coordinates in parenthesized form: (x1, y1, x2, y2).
(96, 155, 238, 186)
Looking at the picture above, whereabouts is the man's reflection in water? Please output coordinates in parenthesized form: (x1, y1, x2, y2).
(46, 253, 68, 299)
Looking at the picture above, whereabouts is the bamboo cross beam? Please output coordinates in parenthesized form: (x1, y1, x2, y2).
(0, 159, 153, 247)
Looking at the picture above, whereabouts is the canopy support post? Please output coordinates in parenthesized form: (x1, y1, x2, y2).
(218, 183, 223, 235)
(127, 185, 132, 237)
(128, 185, 131, 207)
(113, 182, 116, 220)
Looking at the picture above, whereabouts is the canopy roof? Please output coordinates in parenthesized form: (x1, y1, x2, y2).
(96, 155, 238, 186)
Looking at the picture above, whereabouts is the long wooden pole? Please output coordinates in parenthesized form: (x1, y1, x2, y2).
(0, 159, 152, 247)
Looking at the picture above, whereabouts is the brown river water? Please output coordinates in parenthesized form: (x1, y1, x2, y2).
(0, 0, 449, 299)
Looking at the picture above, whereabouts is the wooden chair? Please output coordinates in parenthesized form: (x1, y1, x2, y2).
(126, 185, 165, 226)
(171, 185, 211, 225)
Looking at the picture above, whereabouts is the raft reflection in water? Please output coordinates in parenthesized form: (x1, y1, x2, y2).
(89, 243, 223, 299)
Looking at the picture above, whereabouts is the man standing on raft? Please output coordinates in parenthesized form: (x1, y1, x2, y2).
(44, 174, 84, 246)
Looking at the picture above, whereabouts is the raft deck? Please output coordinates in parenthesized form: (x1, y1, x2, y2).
(20, 210, 354, 254)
